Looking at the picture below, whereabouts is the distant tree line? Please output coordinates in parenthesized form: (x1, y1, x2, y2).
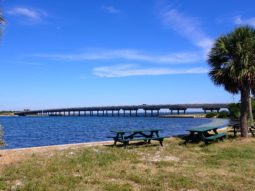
(205, 99, 255, 120)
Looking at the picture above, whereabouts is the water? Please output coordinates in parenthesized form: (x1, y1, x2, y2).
(0, 116, 229, 149)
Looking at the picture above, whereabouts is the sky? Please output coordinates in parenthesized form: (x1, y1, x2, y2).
(0, 0, 255, 110)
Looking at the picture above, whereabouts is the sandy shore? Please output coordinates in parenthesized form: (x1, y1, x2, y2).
(0, 141, 113, 167)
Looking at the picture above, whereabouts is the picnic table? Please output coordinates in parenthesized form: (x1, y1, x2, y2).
(228, 122, 240, 136)
(228, 122, 255, 136)
(185, 126, 226, 144)
(109, 129, 166, 147)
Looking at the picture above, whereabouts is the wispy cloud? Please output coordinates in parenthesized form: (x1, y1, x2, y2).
(101, 5, 121, 14)
(161, 8, 213, 54)
(36, 49, 202, 64)
(234, 15, 255, 27)
(4, 60, 45, 66)
(20, 62, 44, 66)
(7, 7, 47, 23)
(93, 64, 208, 78)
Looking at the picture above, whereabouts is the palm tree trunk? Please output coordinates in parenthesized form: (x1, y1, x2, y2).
(249, 92, 254, 127)
(240, 88, 249, 137)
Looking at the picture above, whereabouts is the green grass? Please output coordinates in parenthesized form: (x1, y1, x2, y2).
(1, 138, 255, 190)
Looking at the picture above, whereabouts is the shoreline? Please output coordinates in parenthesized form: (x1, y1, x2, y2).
(0, 125, 229, 166)
(0, 115, 230, 167)
(159, 114, 206, 118)
(0, 140, 113, 166)
(1, 140, 113, 152)
(1, 121, 229, 152)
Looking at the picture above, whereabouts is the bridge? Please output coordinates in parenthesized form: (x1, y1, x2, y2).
(15, 103, 230, 117)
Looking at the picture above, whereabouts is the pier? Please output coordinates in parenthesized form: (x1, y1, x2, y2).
(15, 103, 230, 117)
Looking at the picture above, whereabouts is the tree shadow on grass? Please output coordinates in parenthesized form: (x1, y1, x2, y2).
(174, 133, 228, 147)
(172, 134, 203, 145)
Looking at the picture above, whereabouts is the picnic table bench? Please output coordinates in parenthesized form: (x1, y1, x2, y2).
(109, 129, 166, 147)
(185, 126, 226, 144)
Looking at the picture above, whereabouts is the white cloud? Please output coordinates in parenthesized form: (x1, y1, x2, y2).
(36, 49, 202, 64)
(161, 8, 213, 54)
(234, 16, 255, 27)
(7, 7, 47, 22)
(93, 64, 208, 78)
(101, 5, 120, 14)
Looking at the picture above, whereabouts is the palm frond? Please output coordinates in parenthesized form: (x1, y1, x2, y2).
(208, 26, 255, 94)
(0, 10, 4, 24)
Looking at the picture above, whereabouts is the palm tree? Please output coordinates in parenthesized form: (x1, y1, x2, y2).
(208, 26, 255, 137)
(0, 11, 4, 36)
(0, 16, 3, 23)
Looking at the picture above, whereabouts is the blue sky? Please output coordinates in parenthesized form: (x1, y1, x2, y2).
(0, 0, 254, 110)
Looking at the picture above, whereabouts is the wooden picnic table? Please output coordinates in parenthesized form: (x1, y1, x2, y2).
(109, 129, 165, 147)
(228, 122, 240, 136)
(228, 122, 255, 136)
(185, 126, 226, 144)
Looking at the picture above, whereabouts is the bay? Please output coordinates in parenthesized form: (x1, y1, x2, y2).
(0, 116, 229, 149)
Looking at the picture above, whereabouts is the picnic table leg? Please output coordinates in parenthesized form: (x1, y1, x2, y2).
(184, 132, 193, 144)
(250, 127, 255, 136)
(200, 133, 207, 143)
(113, 133, 123, 146)
(159, 139, 163, 146)
(213, 129, 218, 134)
(234, 126, 237, 136)
(123, 141, 129, 148)
(200, 133, 209, 144)
(113, 133, 119, 146)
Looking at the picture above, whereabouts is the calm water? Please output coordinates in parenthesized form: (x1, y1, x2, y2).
(0, 116, 229, 149)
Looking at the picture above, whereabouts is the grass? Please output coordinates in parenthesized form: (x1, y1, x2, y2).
(1, 137, 255, 190)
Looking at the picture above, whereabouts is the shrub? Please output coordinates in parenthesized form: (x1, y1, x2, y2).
(205, 112, 218, 118)
(218, 111, 229, 118)
(228, 103, 240, 120)
(252, 98, 255, 118)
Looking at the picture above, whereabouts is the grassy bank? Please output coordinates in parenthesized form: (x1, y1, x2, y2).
(1, 138, 255, 191)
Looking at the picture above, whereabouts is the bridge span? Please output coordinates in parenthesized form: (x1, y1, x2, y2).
(15, 103, 230, 117)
